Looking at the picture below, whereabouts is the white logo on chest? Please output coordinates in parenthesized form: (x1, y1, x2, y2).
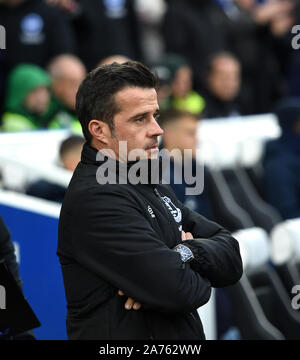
(147, 205, 156, 218)
(161, 196, 182, 223)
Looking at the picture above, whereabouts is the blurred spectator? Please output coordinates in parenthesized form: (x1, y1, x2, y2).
(59, 134, 84, 171)
(134, 0, 166, 63)
(159, 109, 214, 219)
(26, 135, 84, 202)
(163, 0, 295, 115)
(47, 0, 143, 71)
(263, 97, 300, 220)
(227, 0, 296, 114)
(163, 0, 229, 90)
(200, 52, 243, 118)
(45, 54, 86, 133)
(155, 54, 205, 116)
(98, 54, 130, 66)
(1, 64, 51, 132)
(0, 0, 76, 116)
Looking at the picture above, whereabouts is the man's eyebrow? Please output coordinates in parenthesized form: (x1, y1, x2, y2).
(128, 109, 160, 121)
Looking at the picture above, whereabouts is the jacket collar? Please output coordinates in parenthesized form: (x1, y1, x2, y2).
(81, 142, 163, 186)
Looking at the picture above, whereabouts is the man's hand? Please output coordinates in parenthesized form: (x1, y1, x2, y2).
(118, 231, 194, 310)
(118, 290, 142, 310)
(181, 230, 194, 241)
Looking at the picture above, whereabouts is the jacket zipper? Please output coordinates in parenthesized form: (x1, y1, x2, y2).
(189, 311, 204, 338)
(153, 187, 181, 240)
(153, 187, 184, 268)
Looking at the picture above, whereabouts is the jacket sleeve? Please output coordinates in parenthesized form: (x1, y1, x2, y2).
(178, 201, 243, 288)
(0, 216, 22, 288)
(71, 188, 211, 314)
(0, 217, 36, 340)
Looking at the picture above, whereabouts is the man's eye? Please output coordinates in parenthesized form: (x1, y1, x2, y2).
(135, 118, 144, 122)
(154, 113, 160, 120)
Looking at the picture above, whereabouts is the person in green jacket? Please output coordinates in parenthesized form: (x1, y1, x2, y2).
(1, 64, 51, 132)
(153, 54, 205, 116)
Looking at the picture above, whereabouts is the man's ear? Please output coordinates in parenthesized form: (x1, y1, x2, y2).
(88, 119, 111, 144)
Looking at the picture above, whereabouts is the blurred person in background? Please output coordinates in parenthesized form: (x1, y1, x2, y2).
(263, 97, 300, 220)
(59, 134, 85, 172)
(159, 109, 214, 220)
(0, 0, 76, 117)
(200, 52, 243, 119)
(97, 54, 130, 67)
(26, 135, 84, 203)
(47, 0, 143, 71)
(154, 54, 205, 116)
(227, 0, 296, 114)
(163, 0, 229, 91)
(45, 54, 86, 134)
(1, 64, 51, 132)
(163, 0, 296, 115)
(0, 215, 36, 339)
(134, 0, 167, 64)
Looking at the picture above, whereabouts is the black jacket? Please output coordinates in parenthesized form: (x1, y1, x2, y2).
(57, 143, 243, 340)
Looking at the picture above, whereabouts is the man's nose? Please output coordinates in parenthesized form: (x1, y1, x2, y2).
(148, 117, 164, 137)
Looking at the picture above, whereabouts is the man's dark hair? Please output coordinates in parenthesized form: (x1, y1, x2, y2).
(76, 61, 158, 141)
(59, 135, 85, 160)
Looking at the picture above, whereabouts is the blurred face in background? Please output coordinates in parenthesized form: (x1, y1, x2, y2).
(25, 86, 50, 114)
(234, 0, 256, 11)
(98, 55, 130, 66)
(163, 115, 198, 158)
(207, 55, 241, 102)
(171, 66, 193, 98)
(61, 144, 84, 172)
(49, 56, 86, 110)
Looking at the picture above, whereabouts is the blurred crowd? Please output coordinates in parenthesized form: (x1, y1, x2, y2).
(0, 0, 300, 223)
(0, 0, 299, 221)
(1, 0, 300, 126)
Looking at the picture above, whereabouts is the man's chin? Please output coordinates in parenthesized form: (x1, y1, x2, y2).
(146, 148, 159, 159)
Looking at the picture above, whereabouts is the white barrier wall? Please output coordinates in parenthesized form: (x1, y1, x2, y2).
(198, 113, 281, 169)
(0, 129, 72, 190)
(0, 114, 281, 190)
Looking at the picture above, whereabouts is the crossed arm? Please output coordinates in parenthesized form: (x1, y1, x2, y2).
(73, 189, 242, 313)
(118, 230, 194, 311)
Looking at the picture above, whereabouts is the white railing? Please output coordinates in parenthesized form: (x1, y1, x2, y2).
(0, 114, 281, 191)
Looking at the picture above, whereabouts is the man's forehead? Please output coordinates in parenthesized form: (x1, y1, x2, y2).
(115, 86, 158, 109)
